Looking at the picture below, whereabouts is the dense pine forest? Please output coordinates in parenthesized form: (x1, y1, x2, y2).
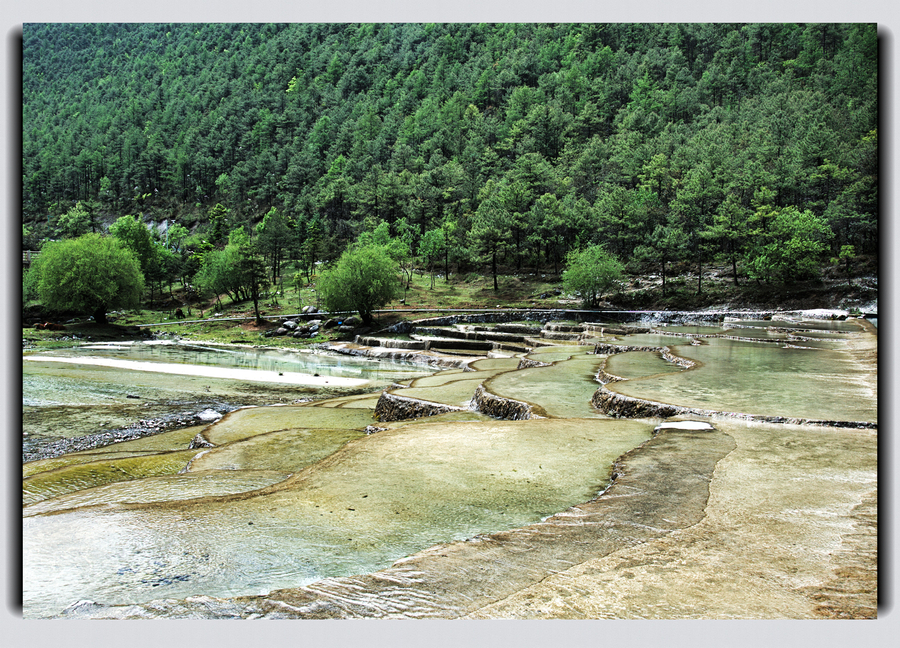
(22, 23, 878, 310)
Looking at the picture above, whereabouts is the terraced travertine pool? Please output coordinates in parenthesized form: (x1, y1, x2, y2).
(22, 315, 878, 619)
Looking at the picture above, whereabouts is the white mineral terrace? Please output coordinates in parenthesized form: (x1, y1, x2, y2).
(22, 315, 879, 621)
(24, 355, 369, 387)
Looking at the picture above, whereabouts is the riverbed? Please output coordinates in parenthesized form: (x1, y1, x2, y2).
(22, 341, 434, 460)
(21, 316, 878, 619)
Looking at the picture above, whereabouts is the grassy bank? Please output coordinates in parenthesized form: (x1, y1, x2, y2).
(22, 261, 877, 350)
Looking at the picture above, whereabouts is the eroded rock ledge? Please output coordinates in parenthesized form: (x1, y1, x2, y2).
(325, 342, 474, 370)
(592, 385, 877, 429)
(374, 391, 465, 422)
(593, 343, 697, 369)
(516, 357, 552, 370)
(355, 336, 428, 350)
(595, 368, 625, 384)
(471, 384, 546, 420)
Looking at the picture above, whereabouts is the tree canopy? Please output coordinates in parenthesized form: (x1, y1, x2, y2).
(28, 233, 145, 324)
(562, 245, 625, 308)
(22, 23, 877, 294)
(317, 243, 401, 324)
(746, 207, 834, 283)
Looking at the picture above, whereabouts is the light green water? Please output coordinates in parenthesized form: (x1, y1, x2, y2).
(188, 427, 365, 473)
(610, 337, 876, 423)
(525, 345, 594, 363)
(22, 319, 877, 618)
(23, 450, 201, 506)
(23, 417, 652, 617)
(604, 350, 686, 380)
(24, 470, 292, 516)
(470, 357, 523, 371)
(485, 354, 607, 418)
(204, 405, 376, 445)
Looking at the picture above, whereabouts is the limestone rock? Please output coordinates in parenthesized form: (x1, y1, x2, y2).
(197, 408, 223, 422)
(374, 391, 465, 422)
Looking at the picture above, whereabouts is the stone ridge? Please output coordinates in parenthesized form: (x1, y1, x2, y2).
(374, 391, 465, 422)
(516, 357, 552, 370)
(592, 384, 877, 429)
(471, 384, 547, 420)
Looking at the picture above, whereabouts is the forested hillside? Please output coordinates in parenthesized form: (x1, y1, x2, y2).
(22, 23, 878, 293)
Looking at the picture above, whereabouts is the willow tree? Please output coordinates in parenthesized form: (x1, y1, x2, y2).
(318, 243, 400, 325)
(562, 244, 624, 309)
(29, 233, 144, 324)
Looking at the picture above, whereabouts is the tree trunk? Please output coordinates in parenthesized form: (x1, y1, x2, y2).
(93, 306, 108, 325)
(697, 257, 703, 294)
(251, 284, 262, 324)
(661, 261, 667, 297)
(492, 248, 498, 292)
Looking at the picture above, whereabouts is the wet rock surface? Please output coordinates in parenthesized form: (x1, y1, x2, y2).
(468, 419, 878, 620)
(56, 424, 736, 619)
(796, 490, 878, 619)
(374, 391, 465, 422)
(471, 384, 546, 420)
(24, 313, 879, 620)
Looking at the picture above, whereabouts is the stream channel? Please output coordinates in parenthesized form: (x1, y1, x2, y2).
(21, 315, 878, 619)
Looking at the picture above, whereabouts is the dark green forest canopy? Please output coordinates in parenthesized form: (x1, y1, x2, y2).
(22, 23, 878, 273)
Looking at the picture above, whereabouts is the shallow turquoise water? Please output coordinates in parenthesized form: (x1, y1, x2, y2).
(611, 337, 876, 423)
(25, 341, 432, 384)
(22, 319, 877, 618)
(24, 417, 652, 617)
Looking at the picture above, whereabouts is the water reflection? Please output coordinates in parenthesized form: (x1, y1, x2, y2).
(25, 341, 432, 381)
(610, 333, 875, 423)
(22, 317, 877, 618)
(22, 343, 434, 443)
